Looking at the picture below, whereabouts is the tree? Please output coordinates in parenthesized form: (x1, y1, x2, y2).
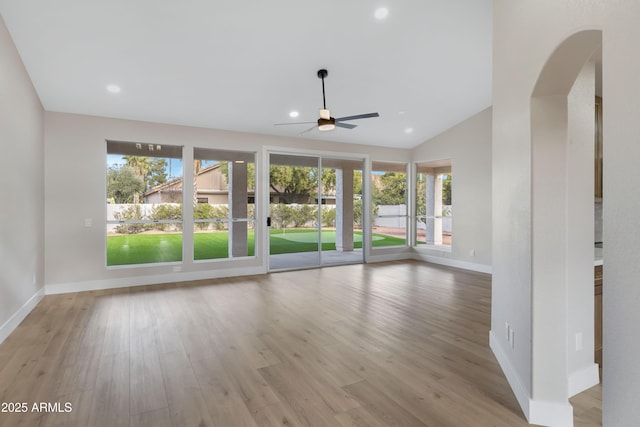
(193, 159, 202, 206)
(123, 156, 151, 180)
(146, 158, 168, 189)
(321, 168, 336, 196)
(416, 174, 426, 219)
(353, 170, 364, 195)
(107, 166, 146, 203)
(374, 172, 407, 205)
(442, 174, 452, 205)
(122, 156, 167, 191)
(269, 165, 318, 203)
(218, 161, 256, 190)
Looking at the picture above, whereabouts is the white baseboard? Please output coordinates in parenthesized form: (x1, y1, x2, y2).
(413, 252, 492, 274)
(0, 287, 45, 344)
(366, 251, 413, 264)
(490, 331, 576, 427)
(46, 265, 266, 295)
(568, 363, 600, 397)
(528, 399, 573, 427)
(490, 331, 531, 420)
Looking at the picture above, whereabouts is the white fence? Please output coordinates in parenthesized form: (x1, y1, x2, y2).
(107, 203, 452, 232)
(106, 203, 184, 233)
(377, 205, 452, 232)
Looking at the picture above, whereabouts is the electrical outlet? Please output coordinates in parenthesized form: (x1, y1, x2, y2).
(510, 328, 515, 348)
(505, 322, 510, 342)
(84, 218, 93, 227)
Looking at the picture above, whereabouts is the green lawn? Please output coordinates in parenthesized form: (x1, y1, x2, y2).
(107, 229, 406, 266)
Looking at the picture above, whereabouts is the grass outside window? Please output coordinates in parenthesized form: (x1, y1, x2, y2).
(107, 229, 404, 266)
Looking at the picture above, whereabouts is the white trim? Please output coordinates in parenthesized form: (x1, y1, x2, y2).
(45, 265, 266, 295)
(263, 146, 370, 272)
(413, 252, 492, 274)
(0, 287, 45, 344)
(490, 331, 574, 427)
(366, 251, 413, 264)
(568, 363, 600, 397)
(528, 399, 573, 427)
(490, 331, 531, 420)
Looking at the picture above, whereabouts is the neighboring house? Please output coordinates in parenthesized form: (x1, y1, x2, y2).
(144, 163, 240, 204)
(143, 162, 336, 205)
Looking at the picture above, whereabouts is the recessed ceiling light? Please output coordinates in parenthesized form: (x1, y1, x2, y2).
(106, 84, 121, 94)
(374, 7, 389, 20)
(404, 127, 414, 134)
(398, 111, 405, 115)
(289, 111, 299, 118)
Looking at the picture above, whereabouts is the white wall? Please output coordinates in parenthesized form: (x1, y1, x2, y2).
(565, 61, 598, 397)
(493, 1, 640, 425)
(0, 15, 44, 342)
(43, 112, 410, 292)
(412, 108, 492, 272)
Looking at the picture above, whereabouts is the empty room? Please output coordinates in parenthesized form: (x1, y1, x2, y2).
(1, 1, 639, 426)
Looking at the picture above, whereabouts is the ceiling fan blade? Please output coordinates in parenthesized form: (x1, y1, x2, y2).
(335, 122, 357, 129)
(297, 125, 317, 136)
(335, 112, 380, 122)
(273, 121, 316, 126)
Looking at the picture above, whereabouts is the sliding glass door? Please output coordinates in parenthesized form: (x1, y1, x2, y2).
(268, 152, 365, 271)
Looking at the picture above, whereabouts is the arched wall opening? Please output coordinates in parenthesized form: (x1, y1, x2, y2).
(529, 29, 602, 426)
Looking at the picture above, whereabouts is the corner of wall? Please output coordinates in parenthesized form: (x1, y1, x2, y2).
(489, 330, 530, 420)
(413, 251, 492, 274)
(568, 363, 599, 397)
(0, 288, 45, 345)
(490, 331, 578, 427)
(528, 399, 574, 427)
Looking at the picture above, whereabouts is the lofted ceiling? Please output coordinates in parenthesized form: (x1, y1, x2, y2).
(0, 1, 492, 149)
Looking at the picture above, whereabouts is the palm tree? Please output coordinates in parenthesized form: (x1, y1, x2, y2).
(122, 155, 152, 203)
(123, 156, 152, 182)
(193, 159, 202, 206)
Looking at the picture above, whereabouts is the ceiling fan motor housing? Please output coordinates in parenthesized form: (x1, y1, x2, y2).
(317, 117, 336, 131)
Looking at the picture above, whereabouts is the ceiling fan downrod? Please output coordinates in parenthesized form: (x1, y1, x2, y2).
(317, 69, 328, 110)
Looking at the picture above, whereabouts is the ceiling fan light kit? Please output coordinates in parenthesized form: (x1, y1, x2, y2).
(318, 117, 336, 131)
(273, 68, 379, 135)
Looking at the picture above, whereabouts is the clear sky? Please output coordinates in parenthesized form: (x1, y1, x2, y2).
(107, 154, 184, 180)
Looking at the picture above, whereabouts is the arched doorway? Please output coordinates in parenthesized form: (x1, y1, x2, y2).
(529, 29, 602, 425)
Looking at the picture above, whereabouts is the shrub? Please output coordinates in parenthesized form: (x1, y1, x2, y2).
(149, 204, 182, 231)
(211, 206, 229, 230)
(322, 206, 336, 227)
(353, 199, 377, 229)
(194, 204, 228, 230)
(291, 204, 317, 228)
(270, 204, 294, 229)
(113, 205, 148, 234)
(194, 203, 216, 230)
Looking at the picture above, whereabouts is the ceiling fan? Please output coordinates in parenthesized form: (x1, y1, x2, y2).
(274, 69, 379, 135)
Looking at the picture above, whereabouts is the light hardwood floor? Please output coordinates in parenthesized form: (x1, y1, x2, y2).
(0, 260, 601, 426)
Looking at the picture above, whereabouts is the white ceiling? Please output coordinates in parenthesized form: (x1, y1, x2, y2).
(0, 1, 492, 149)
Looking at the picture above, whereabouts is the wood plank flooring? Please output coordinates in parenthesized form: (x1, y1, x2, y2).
(0, 260, 601, 426)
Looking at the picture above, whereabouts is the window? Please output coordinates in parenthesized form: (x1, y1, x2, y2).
(371, 161, 408, 247)
(106, 141, 183, 266)
(193, 148, 256, 261)
(415, 160, 452, 247)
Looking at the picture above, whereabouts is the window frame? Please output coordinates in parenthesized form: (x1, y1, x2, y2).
(370, 160, 410, 249)
(105, 140, 185, 268)
(414, 159, 453, 251)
